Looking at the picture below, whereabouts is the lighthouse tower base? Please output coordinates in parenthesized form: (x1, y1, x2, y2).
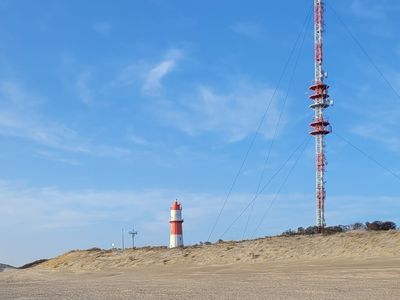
(169, 234, 183, 248)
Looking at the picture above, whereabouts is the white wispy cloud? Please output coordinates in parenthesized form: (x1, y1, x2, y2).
(75, 70, 94, 104)
(348, 102, 400, 152)
(111, 48, 184, 95)
(345, 80, 400, 154)
(395, 45, 400, 57)
(0, 176, 400, 264)
(230, 21, 264, 39)
(0, 182, 219, 231)
(338, 65, 400, 155)
(35, 149, 81, 166)
(0, 80, 130, 158)
(151, 79, 284, 142)
(142, 48, 183, 94)
(0, 109, 94, 154)
(126, 134, 149, 146)
(92, 22, 112, 35)
(1, 179, 398, 266)
(143, 60, 175, 92)
(0, 181, 397, 233)
(344, 0, 400, 39)
(111, 48, 288, 143)
(352, 124, 400, 153)
(0, 80, 42, 107)
(349, 0, 386, 20)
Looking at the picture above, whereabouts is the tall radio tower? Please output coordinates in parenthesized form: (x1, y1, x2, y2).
(309, 0, 332, 231)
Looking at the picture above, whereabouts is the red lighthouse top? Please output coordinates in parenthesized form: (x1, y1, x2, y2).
(171, 200, 182, 210)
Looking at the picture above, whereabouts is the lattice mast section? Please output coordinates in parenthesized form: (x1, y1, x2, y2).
(309, 0, 332, 230)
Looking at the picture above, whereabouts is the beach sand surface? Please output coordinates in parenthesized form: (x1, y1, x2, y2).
(1, 231, 399, 299)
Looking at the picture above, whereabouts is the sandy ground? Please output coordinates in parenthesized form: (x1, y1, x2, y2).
(1, 231, 399, 299)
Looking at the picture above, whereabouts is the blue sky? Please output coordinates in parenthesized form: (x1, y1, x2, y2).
(0, 0, 400, 266)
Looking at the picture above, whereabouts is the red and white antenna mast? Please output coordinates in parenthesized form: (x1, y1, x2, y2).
(309, 0, 332, 231)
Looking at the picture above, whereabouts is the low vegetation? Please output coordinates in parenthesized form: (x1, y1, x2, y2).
(19, 259, 49, 269)
(0, 263, 15, 272)
(281, 221, 397, 236)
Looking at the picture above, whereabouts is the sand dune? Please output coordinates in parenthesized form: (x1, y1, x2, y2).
(37, 230, 400, 272)
(1, 230, 399, 299)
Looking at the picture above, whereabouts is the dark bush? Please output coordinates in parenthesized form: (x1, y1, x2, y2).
(86, 247, 102, 252)
(19, 259, 48, 269)
(366, 221, 396, 231)
(304, 226, 320, 235)
(350, 222, 365, 230)
(366, 221, 382, 231)
(280, 220, 397, 237)
(323, 225, 345, 235)
(381, 221, 397, 230)
(280, 226, 321, 236)
(282, 229, 297, 236)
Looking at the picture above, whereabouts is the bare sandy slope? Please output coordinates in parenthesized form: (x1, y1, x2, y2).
(34, 230, 400, 271)
(1, 231, 399, 299)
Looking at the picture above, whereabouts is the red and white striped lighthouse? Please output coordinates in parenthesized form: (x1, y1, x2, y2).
(169, 200, 184, 248)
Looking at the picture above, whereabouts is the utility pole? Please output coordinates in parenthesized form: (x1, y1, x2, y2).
(309, 0, 333, 231)
(128, 226, 138, 248)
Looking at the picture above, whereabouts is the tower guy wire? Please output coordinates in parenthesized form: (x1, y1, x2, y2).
(251, 139, 310, 238)
(207, 4, 313, 242)
(328, 2, 400, 103)
(242, 5, 312, 239)
(220, 135, 309, 239)
(332, 131, 400, 182)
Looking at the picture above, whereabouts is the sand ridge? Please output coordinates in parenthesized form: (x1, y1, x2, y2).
(36, 230, 400, 272)
(1, 231, 399, 299)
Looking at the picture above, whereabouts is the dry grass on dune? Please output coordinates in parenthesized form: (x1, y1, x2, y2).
(36, 230, 400, 272)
